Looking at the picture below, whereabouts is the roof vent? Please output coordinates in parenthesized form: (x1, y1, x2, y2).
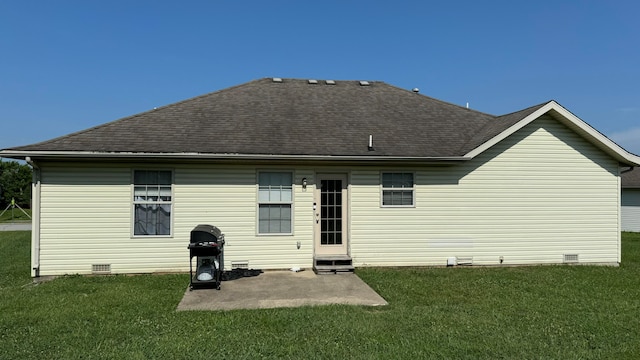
(359, 81, 370, 86)
(412, 88, 419, 93)
(308, 79, 318, 84)
(325, 80, 336, 85)
(272, 78, 283, 83)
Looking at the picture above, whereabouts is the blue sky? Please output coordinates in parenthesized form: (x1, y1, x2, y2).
(1, 1, 639, 155)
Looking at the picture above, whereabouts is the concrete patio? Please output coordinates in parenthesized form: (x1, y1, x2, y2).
(177, 270, 387, 311)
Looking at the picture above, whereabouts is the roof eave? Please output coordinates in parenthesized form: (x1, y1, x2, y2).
(463, 101, 640, 166)
(0, 150, 470, 165)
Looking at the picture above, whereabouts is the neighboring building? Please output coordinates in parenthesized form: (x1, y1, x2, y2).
(622, 169, 640, 232)
(2, 78, 639, 277)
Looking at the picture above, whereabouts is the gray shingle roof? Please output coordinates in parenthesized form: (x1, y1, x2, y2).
(5, 78, 551, 158)
(622, 169, 640, 188)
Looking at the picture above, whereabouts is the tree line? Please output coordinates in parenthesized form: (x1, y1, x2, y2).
(0, 160, 32, 209)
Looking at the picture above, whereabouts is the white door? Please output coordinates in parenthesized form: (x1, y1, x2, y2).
(314, 174, 348, 256)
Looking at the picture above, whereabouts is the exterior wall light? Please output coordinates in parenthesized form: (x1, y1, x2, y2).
(302, 177, 307, 190)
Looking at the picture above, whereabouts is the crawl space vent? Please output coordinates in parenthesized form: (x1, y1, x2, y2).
(563, 254, 579, 263)
(92, 264, 111, 274)
(231, 261, 249, 269)
(456, 256, 473, 266)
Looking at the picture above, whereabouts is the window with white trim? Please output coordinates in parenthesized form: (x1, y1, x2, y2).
(258, 172, 293, 234)
(382, 172, 414, 206)
(133, 170, 172, 236)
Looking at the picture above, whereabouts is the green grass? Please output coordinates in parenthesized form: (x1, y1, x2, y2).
(0, 207, 31, 222)
(1, 232, 640, 359)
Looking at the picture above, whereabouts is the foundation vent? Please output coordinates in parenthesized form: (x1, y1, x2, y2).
(563, 254, 579, 263)
(456, 256, 473, 266)
(92, 264, 111, 274)
(231, 261, 249, 269)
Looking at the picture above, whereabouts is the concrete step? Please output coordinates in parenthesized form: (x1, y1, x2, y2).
(314, 264, 355, 274)
(313, 255, 354, 274)
(315, 254, 351, 261)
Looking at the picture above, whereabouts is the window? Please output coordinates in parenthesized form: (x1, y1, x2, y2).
(258, 172, 293, 234)
(133, 170, 172, 236)
(382, 172, 414, 206)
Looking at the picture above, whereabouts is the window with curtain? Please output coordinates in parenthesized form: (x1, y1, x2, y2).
(133, 170, 172, 236)
(381, 172, 415, 206)
(258, 172, 293, 234)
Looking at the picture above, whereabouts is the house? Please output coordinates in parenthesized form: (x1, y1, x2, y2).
(2, 78, 639, 277)
(622, 169, 640, 232)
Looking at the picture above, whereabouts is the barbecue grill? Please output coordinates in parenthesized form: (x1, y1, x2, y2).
(188, 224, 225, 290)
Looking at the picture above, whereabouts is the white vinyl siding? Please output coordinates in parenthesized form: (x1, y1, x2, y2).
(351, 116, 621, 267)
(622, 189, 640, 232)
(175, 167, 312, 270)
(35, 164, 314, 276)
(33, 116, 623, 275)
(38, 165, 135, 275)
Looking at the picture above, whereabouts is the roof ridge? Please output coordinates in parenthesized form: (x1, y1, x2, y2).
(378, 82, 497, 117)
(495, 100, 553, 119)
(270, 77, 376, 83)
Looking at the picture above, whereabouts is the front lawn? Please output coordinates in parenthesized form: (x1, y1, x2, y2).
(1, 232, 639, 359)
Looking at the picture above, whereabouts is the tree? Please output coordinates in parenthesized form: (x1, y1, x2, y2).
(0, 160, 32, 209)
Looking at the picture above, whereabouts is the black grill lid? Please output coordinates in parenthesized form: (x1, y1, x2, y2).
(190, 224, 223, 243)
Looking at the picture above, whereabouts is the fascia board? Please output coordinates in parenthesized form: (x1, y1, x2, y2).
(464, 101, 640, 166)
(0, 150, 469, 164)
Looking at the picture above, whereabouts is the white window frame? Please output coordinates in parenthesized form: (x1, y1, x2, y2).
(381, 171, 415, 207)
(132, 169, 174, 237)
(257, 171, 294, 235)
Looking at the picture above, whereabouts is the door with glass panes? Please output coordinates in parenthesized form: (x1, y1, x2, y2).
(314, 174, 348, 256)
